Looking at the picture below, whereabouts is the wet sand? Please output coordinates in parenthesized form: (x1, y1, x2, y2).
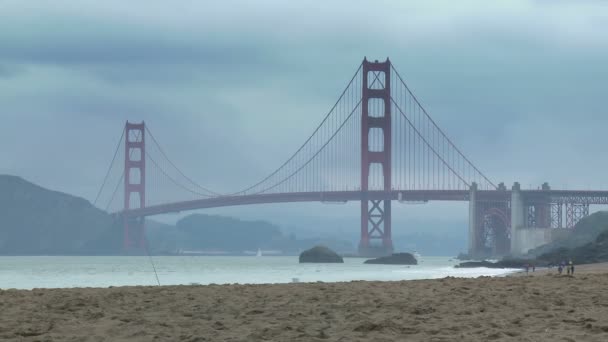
(2, 267, 608, 341)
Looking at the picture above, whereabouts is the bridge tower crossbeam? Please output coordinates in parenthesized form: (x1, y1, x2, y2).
(359, 58, 393, 257)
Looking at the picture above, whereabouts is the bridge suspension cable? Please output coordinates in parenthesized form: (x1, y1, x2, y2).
(248, 99, 363, 195)
(100, 129, 141, 212)
(103, 58, 498, 216)
(231, 63, 364, 196)
(390, 65, 496, 190)
(145, 150, 218, 198)
(93, 128, 125, 206)
(391, 98, 470, 187)
(145, 125, 221, 197)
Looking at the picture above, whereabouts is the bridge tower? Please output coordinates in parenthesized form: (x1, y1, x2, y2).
(359, 58, 393, 257)
(123, 121, 146, 251)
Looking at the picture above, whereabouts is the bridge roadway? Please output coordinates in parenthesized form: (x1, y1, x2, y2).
(121, 189, 608, 218)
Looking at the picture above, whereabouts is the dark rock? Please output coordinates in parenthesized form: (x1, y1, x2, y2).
(299, 246, 344, 263)
(364, 253, 417, 265)
(456, 252, 471, 260)
(456, 228, 608, 268)
(536, 230, 608, 265)
(455, 261, 498, 268)
(455, 259, 545, 269)
(526, 211, 608, 258)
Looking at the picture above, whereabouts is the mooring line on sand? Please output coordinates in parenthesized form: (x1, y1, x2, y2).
(144, 237, 161, 286)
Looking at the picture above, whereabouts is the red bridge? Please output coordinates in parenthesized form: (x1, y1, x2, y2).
(95, 58, 608, 257)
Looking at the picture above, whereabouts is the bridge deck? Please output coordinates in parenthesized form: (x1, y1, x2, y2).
(120, 189, 608, 217)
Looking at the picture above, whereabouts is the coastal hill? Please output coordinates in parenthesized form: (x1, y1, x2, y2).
(0, 175, 353, 255)
(526, 211, 608, 257)
(537, 229, 608, 265)
(457, 211, 608, 268)
(176, 214, 283, 252)
(167, 214, 353, 255)
(0, 175, 121, 255)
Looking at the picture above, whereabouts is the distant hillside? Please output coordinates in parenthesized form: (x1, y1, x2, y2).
(170, 214, 354, 254)
(0, 175, 354, 255)
(526, 211, 608, 257)
(0, 175, 121, 255)
(145, 219, 178, 254)
(177, 214, 282, 251)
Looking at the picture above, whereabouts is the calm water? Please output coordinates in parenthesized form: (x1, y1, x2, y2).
(0, 256, 516, 289)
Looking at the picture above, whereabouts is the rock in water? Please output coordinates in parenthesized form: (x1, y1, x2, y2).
(299, 246, 344, 263)
(364, 253, 418, 265)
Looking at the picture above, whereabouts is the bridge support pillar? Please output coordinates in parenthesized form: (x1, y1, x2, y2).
(468, 183, 478, 256)
(533, 182, 551, 228)
(123, 121, 146, 251)
(358, 58, 393, 257)
(359, 197, 393, 257)
(510, 182, 525, 255)
(123, 216, 146, 253)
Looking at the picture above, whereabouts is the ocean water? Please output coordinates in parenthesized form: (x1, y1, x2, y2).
(0, 256, 517, 289)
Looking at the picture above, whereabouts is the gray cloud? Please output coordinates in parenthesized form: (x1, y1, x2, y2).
(1, 0, 607, 230)
(0, 63, 25, 78)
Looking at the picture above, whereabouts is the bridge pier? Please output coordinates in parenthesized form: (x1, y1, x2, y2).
(468, 183, 478, 256)
(468, 182, 511, 258)
(123, 216, 146, 252)
(510, 182, 556, 256)
(358, 58, 394, 257)
(359, 196, 393, 257)
(510, 182, 524, 234)
(510, 182, 525, 255)
(123, 121, 147, 252)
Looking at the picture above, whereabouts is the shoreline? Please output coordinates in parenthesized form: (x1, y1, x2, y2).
(2, 264, 608, 341)
(0, 256, 511, 290)
(1, 267, 520, 291)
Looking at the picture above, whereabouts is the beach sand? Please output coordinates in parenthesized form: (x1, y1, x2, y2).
(2, 267, 608, 341)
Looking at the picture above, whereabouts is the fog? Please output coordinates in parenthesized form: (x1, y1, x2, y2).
(1, 0, 607, 242)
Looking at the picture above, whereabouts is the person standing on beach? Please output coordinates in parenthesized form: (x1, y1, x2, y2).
(569, 260, 574, 275)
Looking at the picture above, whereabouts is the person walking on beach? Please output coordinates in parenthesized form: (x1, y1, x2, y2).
(569, 260, 574, 275)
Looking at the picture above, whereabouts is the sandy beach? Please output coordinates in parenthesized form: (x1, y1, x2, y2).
(2, 267, 608, 341)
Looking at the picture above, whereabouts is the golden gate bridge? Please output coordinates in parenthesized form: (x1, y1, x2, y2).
(94, 58, 608, 258)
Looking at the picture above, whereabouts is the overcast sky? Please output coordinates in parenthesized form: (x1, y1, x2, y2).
(1, 1, 607, 233)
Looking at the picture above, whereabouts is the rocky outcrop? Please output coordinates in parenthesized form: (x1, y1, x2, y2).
(455, 259, 543, 269)
(537, 230, 608, 265)
(456, 231, 608, 268)
(364, 253, 418, 265)
(526, 211, 608, 258)
(299, 246, 344, 263)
